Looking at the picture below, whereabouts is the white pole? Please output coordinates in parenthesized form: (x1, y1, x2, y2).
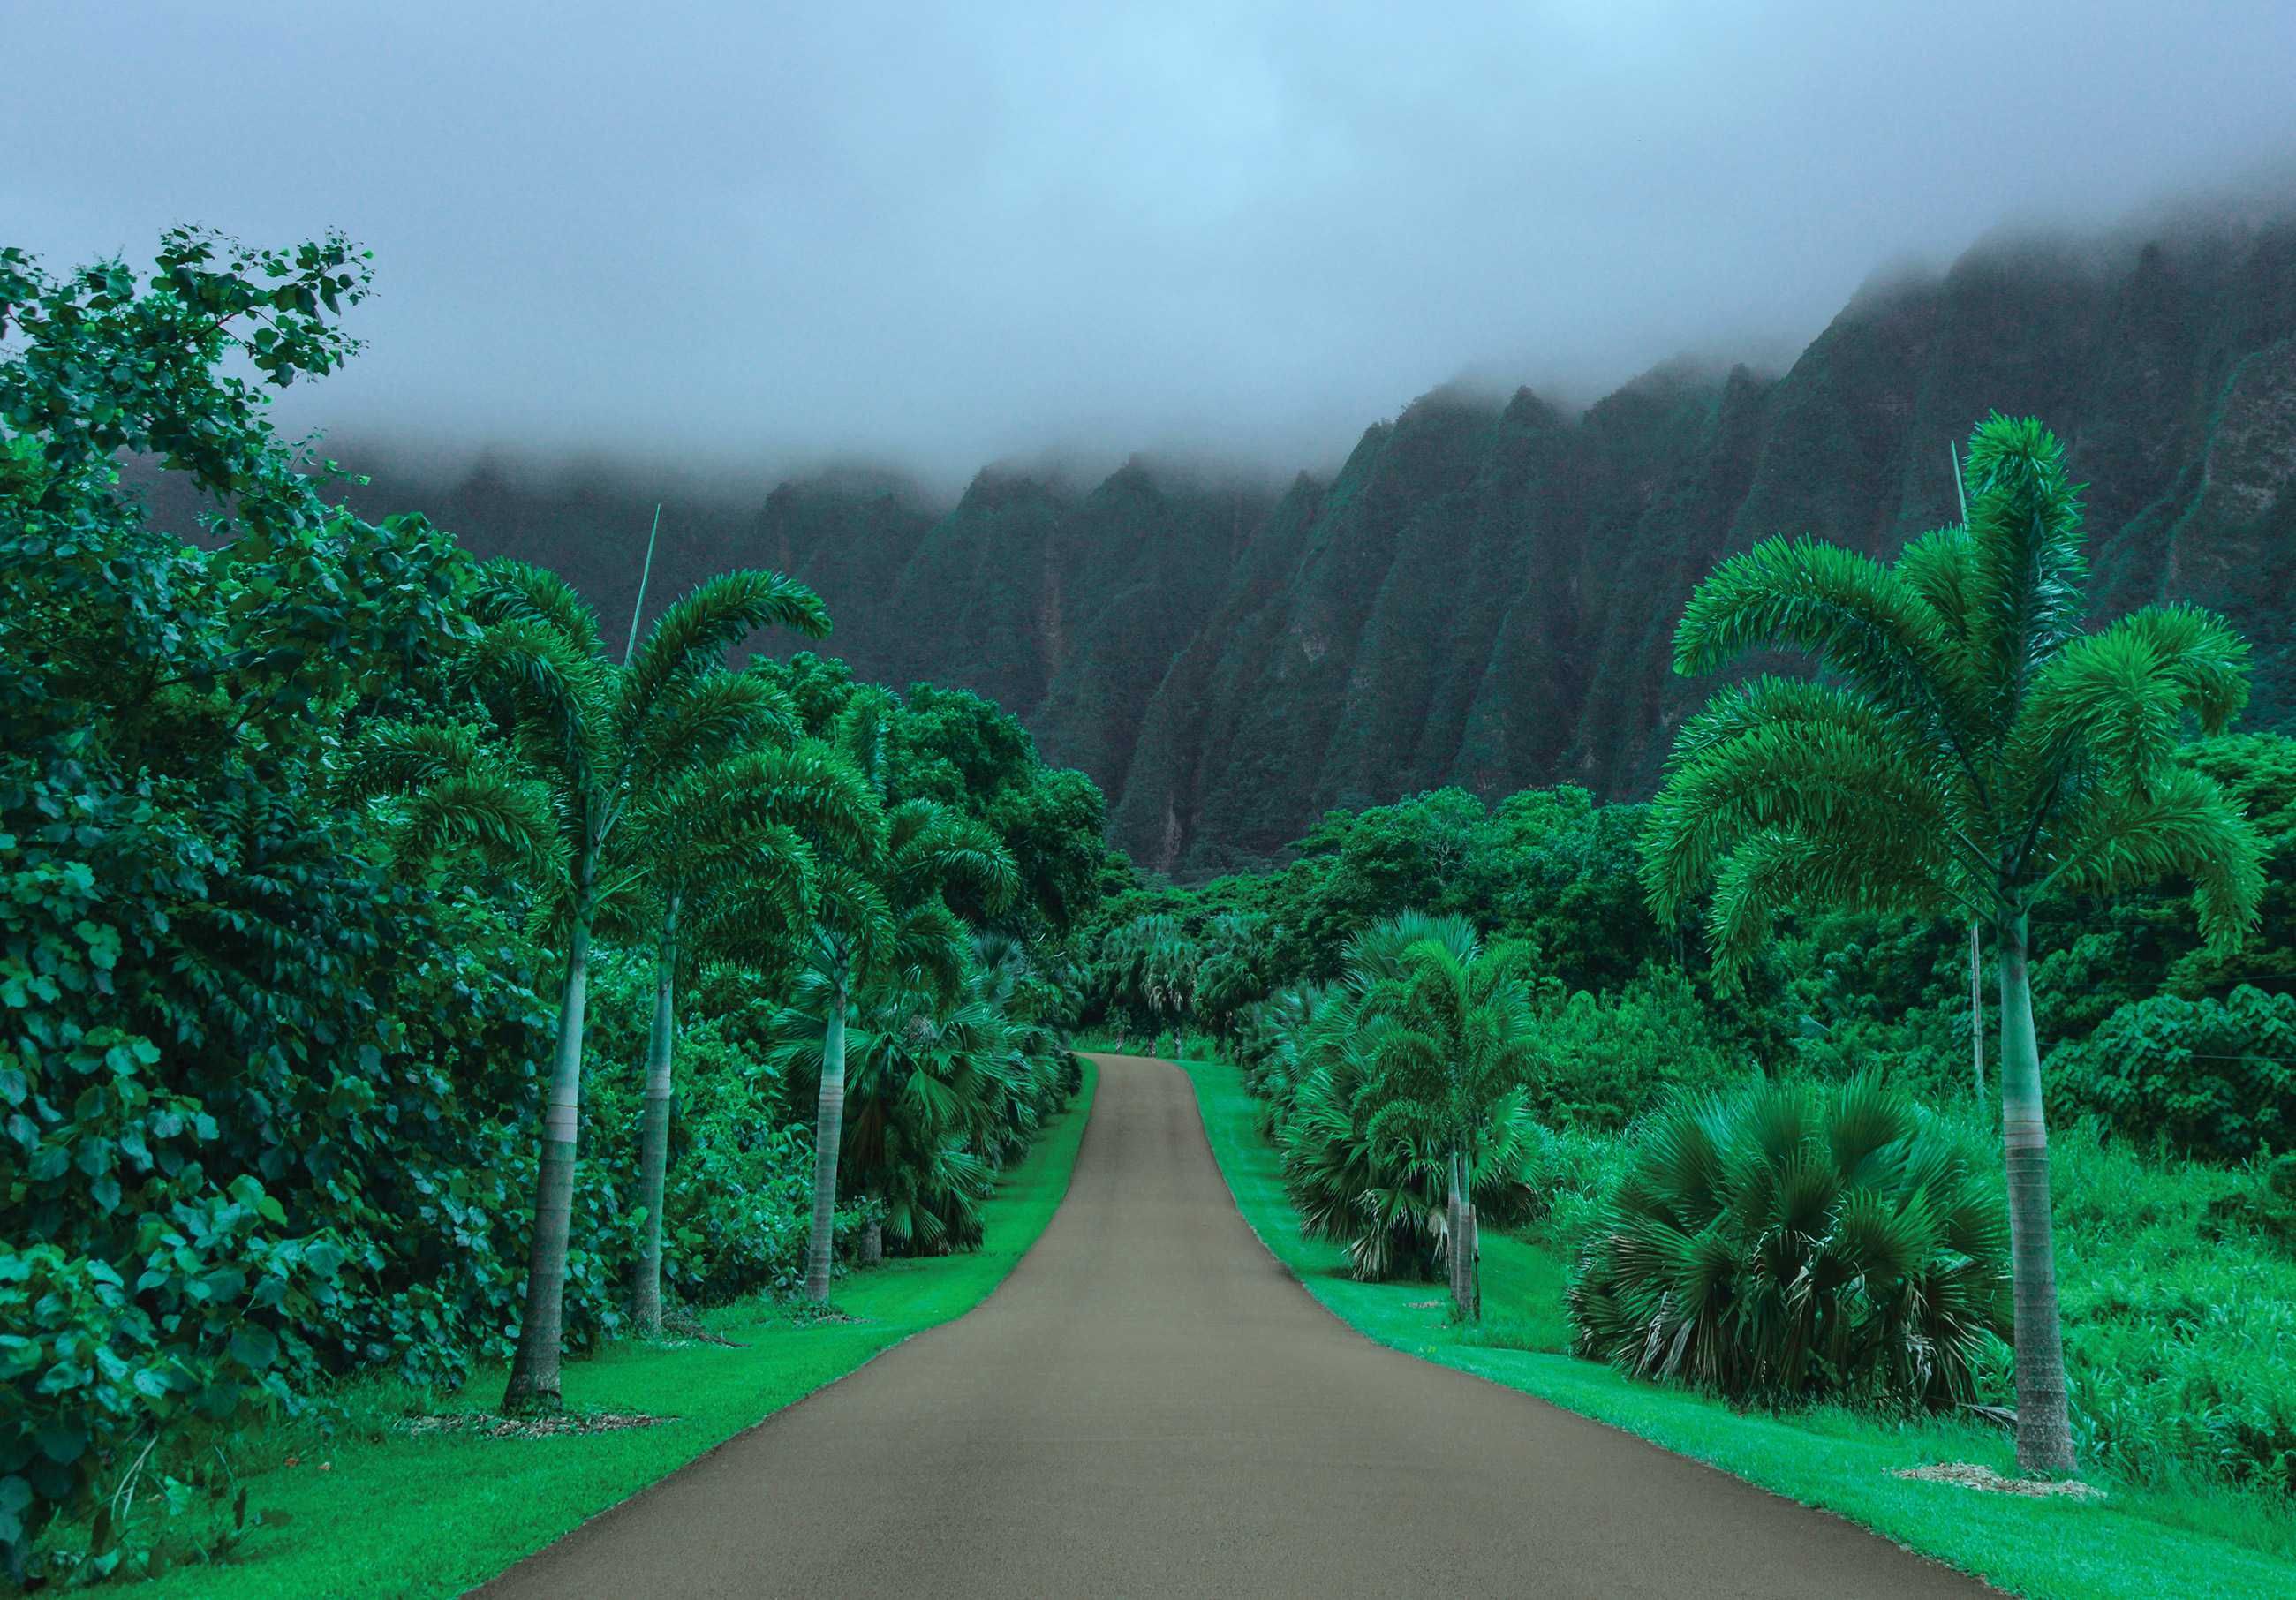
(1952, 440, 1983, 1100)
(624, 503, 661, 667)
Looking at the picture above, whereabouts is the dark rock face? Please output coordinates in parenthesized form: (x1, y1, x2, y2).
(366, 215, 2296, 874)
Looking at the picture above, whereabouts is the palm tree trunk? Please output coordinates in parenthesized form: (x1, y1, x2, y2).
(1460, 1164, 1481, 1324)
(803, 974, 850, 1302)
(1970, 918, 1986, 1100)
(632, 896, 679, 1337)
(504, 865, 595, 1412)
(1446, 1149, 1471, 1320)
(1997, 910, 2076, 1473)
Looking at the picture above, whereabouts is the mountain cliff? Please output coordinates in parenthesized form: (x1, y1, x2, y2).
(365, 210, 2296, 875)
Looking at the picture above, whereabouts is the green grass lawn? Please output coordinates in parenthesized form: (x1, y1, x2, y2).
(128, 1062, 1097, 1600)
(1179, 1054, 2296, 1600)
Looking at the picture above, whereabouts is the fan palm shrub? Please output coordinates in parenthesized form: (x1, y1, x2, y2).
(1097, 912, 1204, 1057)
(1567, 1076, 2010, 1410)
(1641, 414, 2266, 1468)
(770, 977, 999, 1254)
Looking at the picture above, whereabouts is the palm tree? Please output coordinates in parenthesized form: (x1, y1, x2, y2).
(1569, 1075, 2009, 1408)
(1355, 934, 1545, 1319)
(1641, 414, 2266, 1470)
(336, 718, 563, 892)
(797, 691, 1018, 1301)
(770, 974, 1031, 1257)
(1270, 915, 1542, 1290)
(468, 560, 831, 1408)
(624, 740, 875, 1333)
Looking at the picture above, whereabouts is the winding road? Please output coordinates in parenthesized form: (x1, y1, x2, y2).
(478, 1054, 1988, 1597)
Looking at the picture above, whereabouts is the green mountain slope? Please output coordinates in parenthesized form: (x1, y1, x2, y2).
(353, 212, 2296, 874)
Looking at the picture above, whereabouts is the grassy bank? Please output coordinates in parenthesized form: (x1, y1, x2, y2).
(126, 1062, 1096, 1600)
(1180, 1055, 2295, 1600)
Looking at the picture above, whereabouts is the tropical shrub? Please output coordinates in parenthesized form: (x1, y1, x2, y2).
(1567, 1076, 2010, 1410)
(2047, 986, 2296, 1161)
(769, 955, 1075, 1258)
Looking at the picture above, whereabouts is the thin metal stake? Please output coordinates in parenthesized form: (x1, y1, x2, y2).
(624, 502, 661, 666)
(1952, 439, 1983, 1099)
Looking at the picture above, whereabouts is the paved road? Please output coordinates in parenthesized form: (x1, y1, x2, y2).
(479, 1054, 1988, 1598)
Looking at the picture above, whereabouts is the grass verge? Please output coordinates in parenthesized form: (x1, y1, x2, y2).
(1179, 1055, 2296, 1600)
(129, 1060, 1098, 1600)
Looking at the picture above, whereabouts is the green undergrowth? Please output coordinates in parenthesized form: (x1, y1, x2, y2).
(115, 1062, 1096, 1600)
(1181, 1056, 2296, 1600)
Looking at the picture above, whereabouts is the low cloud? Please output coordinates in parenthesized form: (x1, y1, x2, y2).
(8, 1, 2295, 494)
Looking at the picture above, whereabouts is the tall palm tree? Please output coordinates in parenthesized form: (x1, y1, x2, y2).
(624, 740, 874, 1333)
(468, 560, 830, 1408)
(1355, 935, 1545, 1319)
(1641, 414, 2265, 1470)
(797, 691, 1018, 1301)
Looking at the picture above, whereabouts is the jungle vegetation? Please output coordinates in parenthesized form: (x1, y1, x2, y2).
(1078, 419, 2295, 1514)
(8, 226, 2296, 1594)
(0, 234, 1097, 1584)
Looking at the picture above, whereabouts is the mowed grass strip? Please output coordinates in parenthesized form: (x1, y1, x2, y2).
(1180, 1056, 2296, 1600)
(132, 1062, 1097, 1600)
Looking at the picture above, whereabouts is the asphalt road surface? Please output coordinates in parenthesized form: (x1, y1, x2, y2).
(478, 1053, 1989, 1598)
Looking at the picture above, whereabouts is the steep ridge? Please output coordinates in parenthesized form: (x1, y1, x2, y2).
(352, 211, 2296, 875)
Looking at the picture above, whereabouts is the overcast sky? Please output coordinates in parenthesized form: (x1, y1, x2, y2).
(6, 1, 2295, 489)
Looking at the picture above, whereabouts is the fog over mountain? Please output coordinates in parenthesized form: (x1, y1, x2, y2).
(8, 1, 2296, 487)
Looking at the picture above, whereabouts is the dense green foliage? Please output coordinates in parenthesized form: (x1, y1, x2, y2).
(2044, 985, 2296, 1163)
(0, 235, 1101, 1584)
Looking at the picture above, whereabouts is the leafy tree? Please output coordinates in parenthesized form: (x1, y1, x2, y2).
(462, 560, 830, 1407)
(2046, 986, 2296, 1161)
(2166, 732, 2296, 998)
(1642, 414, 2267, 1470)
(754, 666, 1110, 935)
(1529, 968, 1743, 1128)
(0, 230, 528, 1576)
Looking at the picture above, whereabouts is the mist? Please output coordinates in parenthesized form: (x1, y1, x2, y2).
(6, 0, 2296, 494)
